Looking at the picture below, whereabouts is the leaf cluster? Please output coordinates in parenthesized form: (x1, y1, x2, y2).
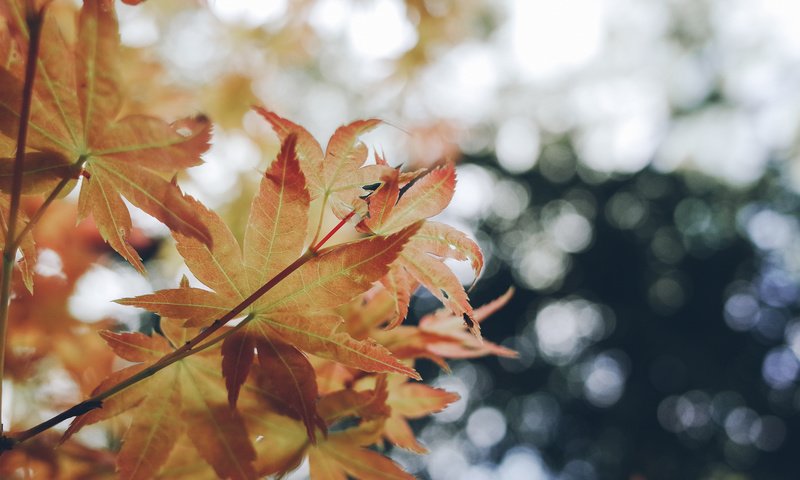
(0, 1, 514, 479)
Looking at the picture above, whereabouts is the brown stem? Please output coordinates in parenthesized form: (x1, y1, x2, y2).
(1, 210, 357, 451)
(0, 6, 45, 435)
(6, 8, 44, 250)
(12, 176, 71, 248)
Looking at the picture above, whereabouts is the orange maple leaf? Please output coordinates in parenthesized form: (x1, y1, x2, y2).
(117, 131, 421, 420)
(254, 108, 391, 217)
(0, 0, 211, 272)
(370, 288, 517, 369)
(246, 380, 413, 479)
(353, 161, 485, 336)
(385, 378, 459, 454)
(64, 325, 257, 480)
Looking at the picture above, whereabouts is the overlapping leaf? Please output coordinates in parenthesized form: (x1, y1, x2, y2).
(63, 326, 257, 480)
(398, 221, 483, 336)
(347, 374, 459, 454)
(246, 381, 412, 479)
(0, 0, 211, 272)
(254, 107, 391, 216)
(361, 164, 456, 235)
(354, 162, 485, 335)
(382, 377, 459, 453)
(372, 288, 517, 368)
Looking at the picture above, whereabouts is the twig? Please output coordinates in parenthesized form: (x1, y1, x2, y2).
(12, 176, 72, 248)
(0, 4, 45, 435)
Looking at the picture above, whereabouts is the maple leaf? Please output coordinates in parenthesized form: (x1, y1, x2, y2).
(117, 132, 420, 419)
(345, 374, 459, 454)
(380, 376, 459, 454)
(361, 165, 457, 235)
(327, 169, 485, 338)
(254, 107, 391, 217)
(0, 0, 211, 272)
(353, 162, 485, 336)
(64, 325, 257, 480)
(376, 267, 417, 330)
(398, 220, 484, 336)
(418, 287, 516, 358)
(355, 220, 485, 337)
(224, 329, 327, 442)
(372, 288, 517, 368)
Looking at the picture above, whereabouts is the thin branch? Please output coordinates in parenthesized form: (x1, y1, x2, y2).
(6, 9, 44, 250)
(0, 5, 45, 435)
(1, 210, 357, 451)
(12, 176, 71, 248)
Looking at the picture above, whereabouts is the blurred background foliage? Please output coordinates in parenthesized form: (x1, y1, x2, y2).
(15, 0, 800, 479)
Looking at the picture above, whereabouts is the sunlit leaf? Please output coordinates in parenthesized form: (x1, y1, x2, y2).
(0, 0, 211, 273)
